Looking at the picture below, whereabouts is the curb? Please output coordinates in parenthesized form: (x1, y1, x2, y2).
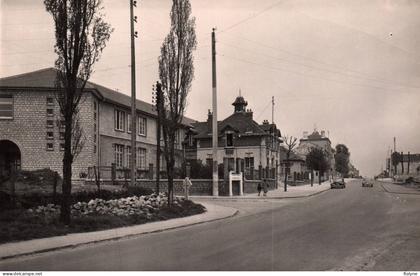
(190, 186, 331, 201)
(0, 203, 238, 261)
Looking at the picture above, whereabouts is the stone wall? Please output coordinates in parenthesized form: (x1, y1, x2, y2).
(85, 177, 276, 196)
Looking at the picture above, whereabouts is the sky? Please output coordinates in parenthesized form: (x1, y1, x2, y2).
(1, 0, 420, 177)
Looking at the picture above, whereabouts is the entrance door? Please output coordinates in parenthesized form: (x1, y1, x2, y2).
(0, 140, 21, 180)
(232, 180, 240, 195)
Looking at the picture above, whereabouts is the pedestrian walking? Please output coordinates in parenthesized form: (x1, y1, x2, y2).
(263, 179, 268, 196)
(257, 182, 262, 196)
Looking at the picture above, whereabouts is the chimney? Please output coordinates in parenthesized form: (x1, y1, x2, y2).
(321, 130, 325, 137)
(207, 109, 212, 128)
(303, 131, 308, 138)
(262, 119, 269, 125)
(245, 108, 253, 119)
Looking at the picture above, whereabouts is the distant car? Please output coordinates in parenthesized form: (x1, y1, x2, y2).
(331, 180, 346, 189)
(362, 179, 373, 187)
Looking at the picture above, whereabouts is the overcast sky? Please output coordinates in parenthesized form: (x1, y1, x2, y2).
(1, 0, 420, 177)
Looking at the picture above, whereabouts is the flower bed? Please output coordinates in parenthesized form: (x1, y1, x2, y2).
(29, 193, 175, 218)
(0, 194, 206, 244)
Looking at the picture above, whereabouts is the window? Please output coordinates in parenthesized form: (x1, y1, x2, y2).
(126, 146, 132, 168)
(138, 116, 147, 136)
(226, 133, 233, 147)
(60, 143, 65, 151)
(93, 145, 97, 153)
(46, 120, 54, 128)
(59, 120, 65, 130)
(137, 148, 147, 169)
(46, 132, 54, 140)
(245, 157, 254, 169)
(46, 143, 54, 151)
(59, 132, 65, 140)
(114, 109, 125, 131)
(114, 144, 124, 167)
(127, 113, 132, 133)
(0, 95, 13, 119)
(188, 134, 194, 147)
(46, 108, 54, 117)
(46, 97, 54, 106)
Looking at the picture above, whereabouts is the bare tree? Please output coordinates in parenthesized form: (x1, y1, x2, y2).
(44, 0, 112, 224)
(158, 0, 197, 205)
(283, 136, 298, 192)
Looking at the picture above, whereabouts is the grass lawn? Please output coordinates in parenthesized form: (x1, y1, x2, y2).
(0, 199, 205, 244)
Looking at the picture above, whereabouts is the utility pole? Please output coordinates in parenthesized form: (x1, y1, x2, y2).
(271, 96, 274, 124)
(212, 28, 219, 196)
(130, 0, 138, 187)
(393, 137, 397, 176)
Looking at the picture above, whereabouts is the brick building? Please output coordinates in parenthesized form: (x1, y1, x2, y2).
(0, 68, 195, 179)
(184, 95, 282, 179)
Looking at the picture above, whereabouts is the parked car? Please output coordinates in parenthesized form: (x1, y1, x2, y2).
(362, 178, 373, 187)
(331, 179, 346, 189)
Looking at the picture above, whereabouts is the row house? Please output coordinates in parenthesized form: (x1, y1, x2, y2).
(0, 68, 195, 179)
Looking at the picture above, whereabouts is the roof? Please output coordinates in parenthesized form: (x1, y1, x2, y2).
(0, 68, 197, 126)
(232, 96, 247, 106)
(279, 147, 305, 162)
(300, 130, 331, 143)
(193, 112, 270, 139)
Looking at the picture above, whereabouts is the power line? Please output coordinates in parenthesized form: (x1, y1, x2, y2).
(219, 0, 284, 33)
(219, 32, 420, 88)
(218, 40, 420, 90)
(218, 52, 413, 93)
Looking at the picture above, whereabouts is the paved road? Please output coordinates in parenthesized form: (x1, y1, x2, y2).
(1, 179, 420, 271)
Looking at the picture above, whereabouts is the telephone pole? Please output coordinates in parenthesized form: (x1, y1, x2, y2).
(212, 28, 219, 196)
(130, 0, 138, 187)
(271, 96, 274, 124)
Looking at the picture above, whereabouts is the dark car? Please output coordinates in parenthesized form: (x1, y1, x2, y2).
(362, 179, 373, 187)
(331, 180, 346, 189)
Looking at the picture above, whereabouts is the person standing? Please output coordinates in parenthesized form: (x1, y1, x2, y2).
(263, 179, 269, 196)
(257, 182, 262, 196)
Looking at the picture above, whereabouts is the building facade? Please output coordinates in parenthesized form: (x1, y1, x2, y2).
(0, 68, 194, 180)
(295, 129, 335, 181)
(185, 95, 282, 179)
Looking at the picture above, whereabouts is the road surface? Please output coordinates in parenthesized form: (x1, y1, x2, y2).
(1, 179, 420, 271)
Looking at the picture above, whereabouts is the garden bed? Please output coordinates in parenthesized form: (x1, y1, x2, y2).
(0, 194, 205, 244)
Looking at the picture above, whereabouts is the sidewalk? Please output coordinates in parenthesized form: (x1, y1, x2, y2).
(190, 180, 331, 200)
(378, 180, 420, 195)
(0, 202, 238, 260)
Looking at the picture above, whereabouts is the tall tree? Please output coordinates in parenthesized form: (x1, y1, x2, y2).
(335, 144, 350, 177)
(283, 136, 298, 192)
(306, 147, 329, 184)
(44, 0, 112, 224)
(391, 151, 401, 176)
(158, 0, 197, 205)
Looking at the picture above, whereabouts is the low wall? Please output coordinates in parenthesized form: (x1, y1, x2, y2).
(85, 178, 277, 196)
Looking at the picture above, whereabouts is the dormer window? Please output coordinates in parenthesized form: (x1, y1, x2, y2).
(226, 132, 233, 147)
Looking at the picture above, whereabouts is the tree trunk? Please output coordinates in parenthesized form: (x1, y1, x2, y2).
(60, 117, 73, 225)
(167, 163, 174, 206)
(318, 171, 322, 184)
(310, 170, 313, 187)
(156, 121, 161, 194)
(284, 169, 288, 192)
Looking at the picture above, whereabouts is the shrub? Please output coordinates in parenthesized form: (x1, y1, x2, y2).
(2, 185, 154, 210)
